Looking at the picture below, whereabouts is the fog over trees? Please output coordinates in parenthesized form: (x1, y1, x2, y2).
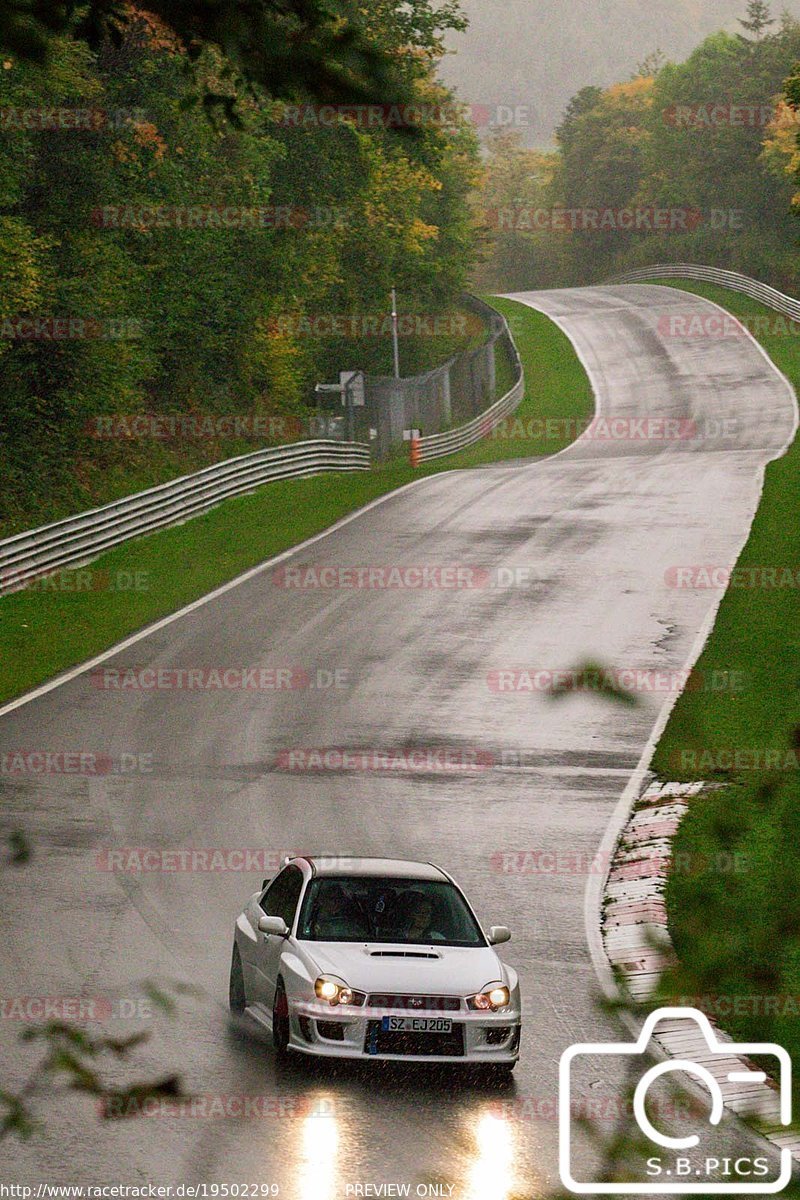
(439, 0, 800, 144)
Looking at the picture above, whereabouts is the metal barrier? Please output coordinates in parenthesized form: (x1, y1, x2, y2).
(414, 303, 525, 463)
(0, 440, 369, 593)
(0, 295, 526, 586)
(415, 370, 525, 462)
(362, 296, 522, 460)
(607, 263, 800, 321)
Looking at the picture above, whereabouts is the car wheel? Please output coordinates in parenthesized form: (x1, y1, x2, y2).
(272, 978, 290, 1055)
(229, 945, 246, 1015)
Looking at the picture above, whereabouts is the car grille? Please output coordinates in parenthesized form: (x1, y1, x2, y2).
(367, 994, 461, 1011)
(364, 1021, 464, 1057)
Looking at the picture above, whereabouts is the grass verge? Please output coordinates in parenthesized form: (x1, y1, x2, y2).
(0, 296, 593, 706)
(0, 302, 489, 539)
(641, 280, 800, 782)
(629, 278, 800, 1088)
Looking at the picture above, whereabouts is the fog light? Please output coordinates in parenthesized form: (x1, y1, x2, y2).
(316, 1020, 345, 1041)
(485, 1026, 511, 1045)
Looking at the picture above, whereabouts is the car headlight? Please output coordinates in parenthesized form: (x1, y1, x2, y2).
(314, 976, 365, 1006)
(467, 984, 510, 1011)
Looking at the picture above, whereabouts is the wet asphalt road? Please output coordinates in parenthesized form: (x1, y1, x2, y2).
(0, 284, 795, 1197)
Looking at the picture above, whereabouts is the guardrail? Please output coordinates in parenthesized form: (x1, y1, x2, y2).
(607, 263, 800, 321)
(414, 308, 525, 463)
(0, 440, 369, 593)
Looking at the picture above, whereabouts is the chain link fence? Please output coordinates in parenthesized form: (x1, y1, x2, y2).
(311, 296, 519, 460)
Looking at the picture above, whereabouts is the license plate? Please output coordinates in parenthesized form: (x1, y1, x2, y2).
(380, 1016, 452, 1033)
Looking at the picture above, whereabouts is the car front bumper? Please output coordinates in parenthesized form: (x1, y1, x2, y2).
(285, 999, 521, 1064)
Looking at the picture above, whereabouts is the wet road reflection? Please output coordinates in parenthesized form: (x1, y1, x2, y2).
(297, 1103, 339, 1200)
(464, 1112, 518, 1200)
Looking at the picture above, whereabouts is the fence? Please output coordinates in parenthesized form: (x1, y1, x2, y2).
(0, 296, 525, 589)
(0, 440, 369, 593)
(415, 342, 524, 463)
(350, 296, 522, 460)
(607, 263, 800, 321)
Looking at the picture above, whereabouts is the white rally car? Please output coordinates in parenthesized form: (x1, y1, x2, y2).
(229, 856, 520, 1073)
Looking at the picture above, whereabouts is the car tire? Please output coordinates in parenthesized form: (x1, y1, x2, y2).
(229, 945, 246, 1015)
(272, 978, 290, 1056)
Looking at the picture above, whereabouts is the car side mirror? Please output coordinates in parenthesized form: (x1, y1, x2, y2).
(258, 915, 289, 938)
(488, 925, 511, 945)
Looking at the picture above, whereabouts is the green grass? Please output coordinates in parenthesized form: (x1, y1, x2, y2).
(0, 296, 594, 706)
(625, 278, 800, 1098)
(663, 771, 800, 1095)
(0, 302, 489, 540)
(638, 280, 800, 782)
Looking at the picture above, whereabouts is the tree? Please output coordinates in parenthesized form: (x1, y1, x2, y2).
(738, 0, 775, 40)
(0, 4, 482, 529)
(0, 0, 434, 119)
(635, 49, 666, 78)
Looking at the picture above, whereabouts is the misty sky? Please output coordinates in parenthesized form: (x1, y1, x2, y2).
(439, 0, 800, 145)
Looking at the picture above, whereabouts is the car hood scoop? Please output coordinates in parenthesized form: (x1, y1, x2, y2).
(367, 949, 441, 959)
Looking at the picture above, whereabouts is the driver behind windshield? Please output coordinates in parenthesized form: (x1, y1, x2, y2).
(312, 883, 367, 940)
(397, 890, 445, 942)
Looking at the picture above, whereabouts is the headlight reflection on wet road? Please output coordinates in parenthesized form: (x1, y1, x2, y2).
(464, 1110, 517, 1200)
(298, 1098, 339, 1200)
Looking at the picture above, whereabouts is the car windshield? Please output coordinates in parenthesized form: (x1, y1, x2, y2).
(297, 876, 486, 946)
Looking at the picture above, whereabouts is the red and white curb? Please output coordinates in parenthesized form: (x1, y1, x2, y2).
(602, 778, 800, 1161)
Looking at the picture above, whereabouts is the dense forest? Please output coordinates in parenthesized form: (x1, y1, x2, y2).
(0, 2, 481, 529)
(476, 4, 800, 292)
(441, 0, 800, 146)
(7, 0, 800, 531)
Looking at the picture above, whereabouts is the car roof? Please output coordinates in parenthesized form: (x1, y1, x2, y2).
(296, 856, 448, 881)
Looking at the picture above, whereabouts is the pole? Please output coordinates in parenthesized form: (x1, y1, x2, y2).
(344, 377, 354, 442)
(391, 286, 400, 379)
